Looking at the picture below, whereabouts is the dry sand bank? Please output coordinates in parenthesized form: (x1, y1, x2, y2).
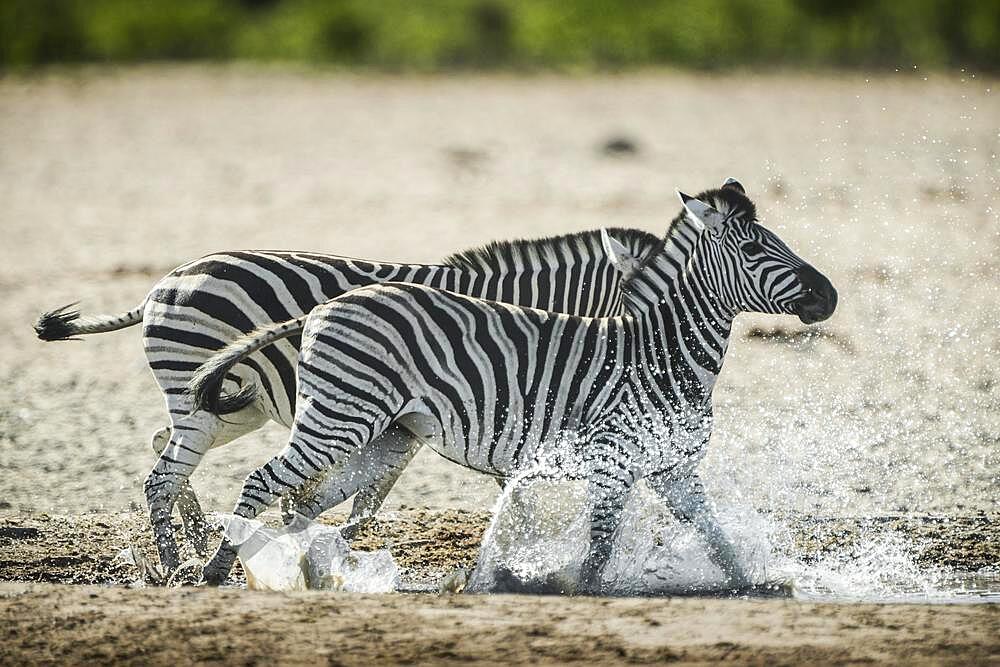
(1, 582, 998, 666)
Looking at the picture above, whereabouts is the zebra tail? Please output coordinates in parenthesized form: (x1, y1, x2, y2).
(188, 315, 309, 415)
(34, 302, 145, 342)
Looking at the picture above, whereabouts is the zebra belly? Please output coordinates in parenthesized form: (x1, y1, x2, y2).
(396, 412, 443, 441)
(395, 412, 517, 477)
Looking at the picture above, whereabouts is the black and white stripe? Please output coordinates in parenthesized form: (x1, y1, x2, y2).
(36, 228, 659, 572)
(196, 181, 837, 589)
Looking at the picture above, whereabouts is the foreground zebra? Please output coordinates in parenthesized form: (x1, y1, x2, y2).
(191, 183, 837, 589)
(36, 226, 659, 574)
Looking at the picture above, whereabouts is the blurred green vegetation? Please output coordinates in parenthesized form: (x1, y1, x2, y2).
(2, 0, 999, 71)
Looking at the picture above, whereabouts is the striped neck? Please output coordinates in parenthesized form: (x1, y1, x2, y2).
(622, 214, 734, 407)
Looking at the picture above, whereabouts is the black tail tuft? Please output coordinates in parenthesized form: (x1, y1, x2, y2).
(187, 317, 305, 416)
(35, 303, 82, 341)
(215, 384, 259, 414)
(188, 355, 259, 415)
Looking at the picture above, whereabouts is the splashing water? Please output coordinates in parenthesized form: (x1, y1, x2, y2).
(779, 525, 1000, 604)
(467, 470, 1000, 602)
(784, 528, 942, 602)
(217, 514, 400, 592)
(467, 470, 775, 596)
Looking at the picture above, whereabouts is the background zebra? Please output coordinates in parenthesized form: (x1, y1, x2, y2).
(35, 227, 659, 574)
(192, 182, 838, 589)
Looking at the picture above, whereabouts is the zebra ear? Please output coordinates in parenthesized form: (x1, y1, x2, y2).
(677, 190, 727, 239)
(722, 177, 745, 194)
(600, 229, 641, 278)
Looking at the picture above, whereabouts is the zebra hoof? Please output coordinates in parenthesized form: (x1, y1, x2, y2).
(577, 581, 605, 597)
(577, 572, 606, 597)
(156, 548, 181, 578)
(339, 520, 364, 541)
(201, 547, 238, 586)
(577, 557, 610, 596)
(724, 566, 752, 591)
(200, 565, 229, 587)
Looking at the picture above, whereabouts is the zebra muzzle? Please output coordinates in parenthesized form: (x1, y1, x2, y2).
(792, 265, 837, 324)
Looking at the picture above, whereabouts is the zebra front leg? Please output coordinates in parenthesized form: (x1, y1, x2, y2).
(579, 466, 633, 595)
(647, 470, 749, 587)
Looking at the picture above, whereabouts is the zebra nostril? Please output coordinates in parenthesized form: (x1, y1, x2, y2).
(793, 264, 837, 323)
(796, 285, 817, 303)
(796, 266, 827, 300)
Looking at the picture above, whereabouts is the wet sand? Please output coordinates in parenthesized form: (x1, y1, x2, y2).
(3, 510, 1000, 587)
(1, 510, 999, 665)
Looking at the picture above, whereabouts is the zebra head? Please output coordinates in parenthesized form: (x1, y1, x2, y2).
(678, 179, 837, 324)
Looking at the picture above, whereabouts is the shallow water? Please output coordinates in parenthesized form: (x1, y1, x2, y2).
(399, 571, 1000, 604)
(790, 570, 1000, 604)
(228, 493, 999, 604)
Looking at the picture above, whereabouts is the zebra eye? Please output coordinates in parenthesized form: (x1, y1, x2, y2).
(740, 241, 764, 256)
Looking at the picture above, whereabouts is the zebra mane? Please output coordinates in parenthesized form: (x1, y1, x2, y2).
(442, 187, 754, 276)
(442, 227, 662, 272)
(694, 186, 757, 223)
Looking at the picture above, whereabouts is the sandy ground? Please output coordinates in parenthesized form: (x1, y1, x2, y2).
(1, 67, 999, 518)
(1, 67, 999, 664)
(3, 583, 999, 666)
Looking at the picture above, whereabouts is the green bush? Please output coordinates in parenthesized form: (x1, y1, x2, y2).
(85, 1, 238, 60)
(0, 0, 88, 65)
(1, 0, 998, 70)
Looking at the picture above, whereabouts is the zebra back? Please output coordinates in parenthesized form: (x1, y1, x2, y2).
(170, 228, 660, 422)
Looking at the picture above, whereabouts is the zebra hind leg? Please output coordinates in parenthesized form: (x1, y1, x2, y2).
(202, 451, 344, 586)
(145, 411, 233, 575)
(343, 425, 421, 538)
(280, 424, 421, 539)
(150, 425, 210, 557)
(202, 408, 384, 586)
